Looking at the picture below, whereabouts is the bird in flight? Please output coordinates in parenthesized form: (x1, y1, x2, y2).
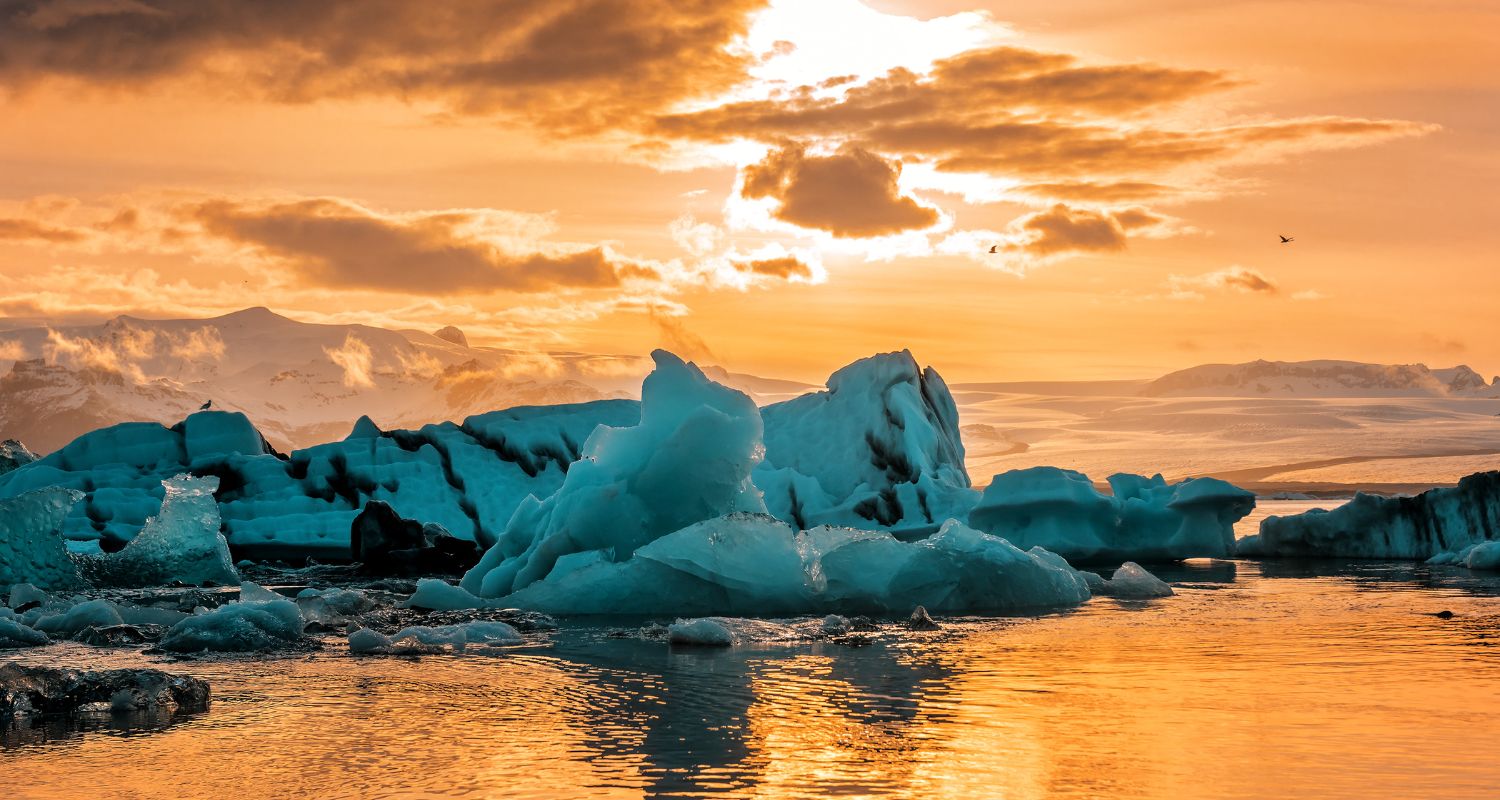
(988, 245, 998, 253)
(1279, 235, 1295, 243)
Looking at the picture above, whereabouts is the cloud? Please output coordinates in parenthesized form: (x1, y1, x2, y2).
(1166, 266, 1280, 300)
(323, 332, 375, 389)
(730, 255, 814, 280)
(0, 217, 86, 243)
(648, 307, 715, 363)
(1291, 289, 1326, 301)
(188, 197, 629, 294)
(654, 42, 1434, 202)
(0, 341, 27, 361)
(740, 143, 939, 237)
(0, 0, 769, 133)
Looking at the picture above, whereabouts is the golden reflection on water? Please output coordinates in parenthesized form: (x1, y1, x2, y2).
(8, 559, 1500, 800)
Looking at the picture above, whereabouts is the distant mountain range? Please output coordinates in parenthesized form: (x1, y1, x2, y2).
(0, 308, 657, 453)
(1141, 360, 1500, 398)
(0, 308, 1493, 455)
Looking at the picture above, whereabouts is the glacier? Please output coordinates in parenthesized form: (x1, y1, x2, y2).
(1237, 471, 1500, 560)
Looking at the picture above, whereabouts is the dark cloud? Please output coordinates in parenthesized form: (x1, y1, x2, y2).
(654, 45, 1429, 183)
(0, 0, 767, 132)
(1000, 204, 1157, 258)
(0, 217, 85, 242)
(731, 255, 814, 280)
(189, 198, 624, 294)
(741, 143, 939, 237)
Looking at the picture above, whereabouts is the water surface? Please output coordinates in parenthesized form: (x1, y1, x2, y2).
(6, 507, 1500, 799)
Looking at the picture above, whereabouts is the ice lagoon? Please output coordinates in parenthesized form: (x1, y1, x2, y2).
(6, 523, 1500, 800)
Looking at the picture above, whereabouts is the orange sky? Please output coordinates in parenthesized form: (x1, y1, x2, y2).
(0, 0, 1494, 383)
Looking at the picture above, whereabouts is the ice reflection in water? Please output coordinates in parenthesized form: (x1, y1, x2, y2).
(6, 558, 1500, 800)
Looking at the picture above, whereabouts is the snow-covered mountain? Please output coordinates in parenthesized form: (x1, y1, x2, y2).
(1142, 359, 1500, 398)
(0, 308, 651, 453)
(0, 307, 820, 454)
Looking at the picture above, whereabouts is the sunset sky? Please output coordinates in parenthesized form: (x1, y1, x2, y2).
(0, 0, 1494, 383)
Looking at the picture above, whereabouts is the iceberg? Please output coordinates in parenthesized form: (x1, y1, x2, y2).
(1238, 471, 1500, 559)
(83, 474, 241, 588)
(495, 514, 1092, 616)
(968, 468, 1253, 562)
(1097, 562, 1175, 598)
(462, 351, 766, 598)
(757, 350, 973, 531)
(157, 587, 305, 652)
(0, 486, 85, 592)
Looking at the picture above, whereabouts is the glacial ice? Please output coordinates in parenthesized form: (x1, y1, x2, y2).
(0, 616, 49, 648)
(84, 474, 240, 588)
(1097, 562, 1175, 598)
(1427, 541, 1500, 571)
(347, 621, 522, 654)
(402, 578, 497, 611)
(461, 351, 767, 598)
(494, 514, 1092, 616)
(1238, 471, 1500, 559)
(157, 588, 305, 652)
(0, 487, 85, 592)
(757, 350, 974, 531)
(969, 468, 1253, 562)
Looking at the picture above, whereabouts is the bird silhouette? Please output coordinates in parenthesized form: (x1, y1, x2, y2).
(1279, 235, 1294, 243)
(200, 400, 212, 410)
(988, 245, 998, 253)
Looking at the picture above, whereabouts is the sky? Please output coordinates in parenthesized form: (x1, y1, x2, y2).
(0, 0, 1495, 383)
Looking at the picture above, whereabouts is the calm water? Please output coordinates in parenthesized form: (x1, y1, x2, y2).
(7, 505, 1500, 799)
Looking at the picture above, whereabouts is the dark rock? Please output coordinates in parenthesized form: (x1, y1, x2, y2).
(907, 605, 941, 630)
(1, 663, 209, 718)
(351, 501, 479, 576)
(73, 624, 168, 647)
(1433, 610, 1456, 619)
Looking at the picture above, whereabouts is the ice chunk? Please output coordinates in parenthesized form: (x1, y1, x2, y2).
(969, 467, 1117, 558)
(0, 487, 85, 591)
(665, 617, 799, 647)
(496, 515, 1092, 616)
(347, 621, 521, 654)
(1099, 562, 1174, 598)
(462, 351, 766, 598)
(401, 578, 496, 611)
(1241, 471, 1500, 559)
(0, 617, 49, 648)
(757, 350, 974, 530)
(969, 468, 1254, 562)
(85, 474, 241, 588)
(157, 595, 305, 652)
(1463, 542, 1500, 571)
(7, 583, 51, 611)
(34, 598, 125, 635)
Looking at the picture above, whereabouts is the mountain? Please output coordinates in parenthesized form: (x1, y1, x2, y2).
(1141, 360, 1500, 398)
(0, 308, 650, 453)
(0, 308, 820, 454)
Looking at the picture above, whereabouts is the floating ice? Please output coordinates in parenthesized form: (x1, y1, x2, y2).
(494, 514, 1091, 616)
(348, 621, 522, 654)
(968, 468, 1254, 562)
(1098, 562, 1175, 598)
(0, 617, 48, 648)
(0, 487, 85, 592)
(757, 350, 973, 531)
(157, 588, 305, 652)
(1238, 471, 1500, 559)
(1428, 541, 1500, 571)
(462, 351, 766, 598)
(401, 578, 497, 611)
(85, 475, 240, 588)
